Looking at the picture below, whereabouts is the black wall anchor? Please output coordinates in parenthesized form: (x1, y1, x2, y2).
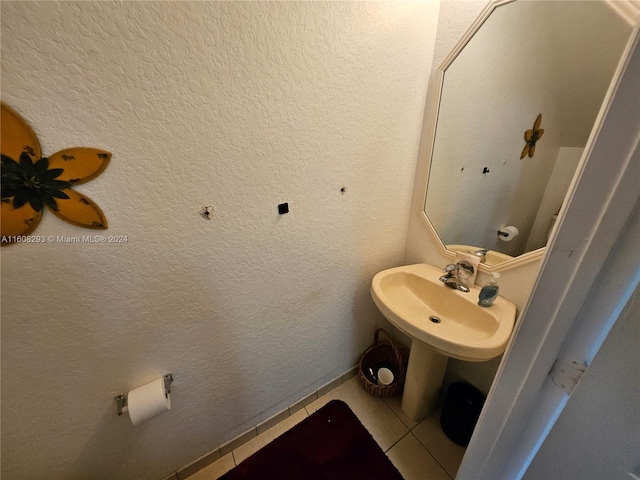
(482, 167, 490, 174)
(278, 203, 289, 214)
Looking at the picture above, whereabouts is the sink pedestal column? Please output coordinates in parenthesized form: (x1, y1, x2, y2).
(401, 340, 448, 421)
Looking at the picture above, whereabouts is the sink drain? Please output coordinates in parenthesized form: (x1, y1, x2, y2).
(429, 316, 441, 324)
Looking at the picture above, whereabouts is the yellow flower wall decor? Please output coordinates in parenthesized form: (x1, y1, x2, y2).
(1, 103, 110, 246)
(520, 113, 545, 159)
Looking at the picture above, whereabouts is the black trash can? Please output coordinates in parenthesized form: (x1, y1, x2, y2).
(440, 382, 486, 446)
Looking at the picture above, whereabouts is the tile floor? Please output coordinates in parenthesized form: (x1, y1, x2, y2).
(185, 376, 466, 480)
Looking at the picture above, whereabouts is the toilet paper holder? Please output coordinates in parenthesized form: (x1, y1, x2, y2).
(497, 225, 519, 242)
(115, 373, 173, 416)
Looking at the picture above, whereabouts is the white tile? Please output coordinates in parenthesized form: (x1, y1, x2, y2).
(185, 453, 235, 480)
(233, 408, 308, 464)
(412, 413, 466, 478)
(386, 433, 451, 480)
(288, 390, 317, 415)
(219, 427, 258, 457)
(317, 376, 344, 397)
(341, 366, 359, 382)
(177, 449, 222, 480)
(382, 394, 420, 430)
(305, 376, 409, 451)
(256, 408, 290, 435)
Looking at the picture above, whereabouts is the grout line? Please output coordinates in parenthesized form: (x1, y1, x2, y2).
(256, 407, 290, 435)
(382, 399, 462, 480)
(383, 395, 417, 430)
(410, 430, 456, 480)
(288, 390, 318, 416)
(383, 429, 411, 454)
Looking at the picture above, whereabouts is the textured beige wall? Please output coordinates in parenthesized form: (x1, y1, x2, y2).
(0, 2, 440, 478)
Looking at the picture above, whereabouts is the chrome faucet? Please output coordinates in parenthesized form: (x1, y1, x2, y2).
(473, 249, 489, 263)
(439, 263, 471, 292)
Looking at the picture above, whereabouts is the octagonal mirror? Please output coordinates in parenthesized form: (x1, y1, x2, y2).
(423, 0, 636, 267)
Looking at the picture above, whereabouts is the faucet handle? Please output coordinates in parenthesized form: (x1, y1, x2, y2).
(473, 249, 488, 262)
(443, 264, 459, 276)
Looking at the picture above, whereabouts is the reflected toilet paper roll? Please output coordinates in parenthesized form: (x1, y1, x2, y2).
(127, 377, 171, 425)
(498, 226, 519, 242)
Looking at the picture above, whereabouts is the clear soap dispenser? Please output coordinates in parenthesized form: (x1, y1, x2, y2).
(478, 272, 501, 307)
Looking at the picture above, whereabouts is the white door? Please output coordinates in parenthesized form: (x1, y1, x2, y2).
(524, 286, 640, 480)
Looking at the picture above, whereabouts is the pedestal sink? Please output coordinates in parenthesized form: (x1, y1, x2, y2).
(371, 263, 516, 421)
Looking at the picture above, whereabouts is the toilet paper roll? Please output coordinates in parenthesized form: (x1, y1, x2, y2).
(498, 226, 519, 242)
(127, 377, 171, 425)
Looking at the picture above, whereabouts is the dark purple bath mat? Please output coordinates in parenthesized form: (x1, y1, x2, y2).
(219, 399, 404, 480)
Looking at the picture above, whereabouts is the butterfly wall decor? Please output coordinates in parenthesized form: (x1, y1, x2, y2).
(520, 113, 545, 159)
(1, 103, 111, 246)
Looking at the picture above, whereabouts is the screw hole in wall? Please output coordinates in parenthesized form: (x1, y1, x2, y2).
(202, 205, 214, 219)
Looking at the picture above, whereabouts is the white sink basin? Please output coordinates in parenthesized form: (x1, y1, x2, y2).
(371, 263, 516, 362)
(371, 263, 517, 420)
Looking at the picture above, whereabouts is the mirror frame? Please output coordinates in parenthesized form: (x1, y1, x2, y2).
(417, 0, 626, 274)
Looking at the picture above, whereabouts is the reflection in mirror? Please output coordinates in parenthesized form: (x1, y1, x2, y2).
(424, 0, 634, 266)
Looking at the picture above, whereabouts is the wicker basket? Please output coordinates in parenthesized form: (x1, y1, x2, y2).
(358, 328, 408, 397)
